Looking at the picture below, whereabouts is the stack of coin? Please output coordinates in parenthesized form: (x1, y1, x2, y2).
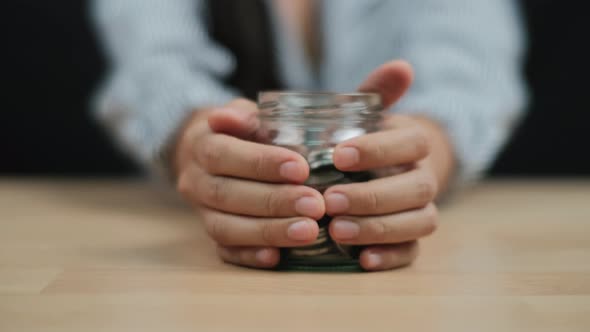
(280, 148, 372, 270)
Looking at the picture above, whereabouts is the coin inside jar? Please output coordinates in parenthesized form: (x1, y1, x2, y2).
(277, 147, 372, 270)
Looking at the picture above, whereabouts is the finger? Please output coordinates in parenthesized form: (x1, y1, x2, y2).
(359, 241, 419, 271)
(217, 246, 280, 269)
(324, 168, 437, 216)
(208, 99, 261, 140)
(333, 126, 430, 171)
(329, 203, 438, 244)
(201, 207, 319, 247)
(357, 60, 413, 109)
(225, 98, 259, 111)
(178, 166, 325, 219)
(196, 133, 309, 183)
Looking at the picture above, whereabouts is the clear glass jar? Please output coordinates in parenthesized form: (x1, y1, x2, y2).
(257, 92, 384, 271)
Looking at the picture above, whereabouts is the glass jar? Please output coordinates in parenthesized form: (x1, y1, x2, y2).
(257, 92, 384, 271)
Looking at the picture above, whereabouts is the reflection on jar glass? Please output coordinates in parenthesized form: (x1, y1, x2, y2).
(258, 91, 384, 271)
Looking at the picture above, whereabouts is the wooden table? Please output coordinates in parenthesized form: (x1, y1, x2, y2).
(1, 179, 589, 331)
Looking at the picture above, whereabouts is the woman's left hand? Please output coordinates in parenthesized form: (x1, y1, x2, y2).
(326, 61, 455, 271)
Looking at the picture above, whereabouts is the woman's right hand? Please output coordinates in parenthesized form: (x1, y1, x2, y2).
(173, 99, 325, 269)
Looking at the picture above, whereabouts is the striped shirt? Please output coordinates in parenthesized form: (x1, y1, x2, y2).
(92, 0, 527, 181)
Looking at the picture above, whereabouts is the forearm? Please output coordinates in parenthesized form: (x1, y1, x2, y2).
(393, 0, 527, 182)
(91, 0, 238, 171)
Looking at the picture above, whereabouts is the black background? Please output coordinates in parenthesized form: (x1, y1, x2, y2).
(1, 1, 588, 176)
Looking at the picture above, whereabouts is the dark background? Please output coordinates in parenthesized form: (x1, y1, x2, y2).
(1, 1, 588, 177)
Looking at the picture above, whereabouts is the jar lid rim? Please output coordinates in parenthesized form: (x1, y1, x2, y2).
(258, 91, 382, 114)
(259, 90, 380, 100)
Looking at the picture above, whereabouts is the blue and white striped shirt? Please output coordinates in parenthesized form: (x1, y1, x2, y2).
(92, 0, 527, 181)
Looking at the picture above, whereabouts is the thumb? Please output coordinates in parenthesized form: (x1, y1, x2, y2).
(208, 99, 261, 140)
(357, 60, 414, 109)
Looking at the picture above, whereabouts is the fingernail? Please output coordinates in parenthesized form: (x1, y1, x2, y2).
(366, 252, 382, 269)
(295, 196, 322, 217)
(325, 193, 350, 214)
(255, 248, 274, 264)
(287, 220, 315, 241)
(335, 147, 360, 168)
(280, 161, 304, 182)
(332, 220, 360, 240)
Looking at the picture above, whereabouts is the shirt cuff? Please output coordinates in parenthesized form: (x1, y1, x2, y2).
(93, 64, 238, 179)
(393, 95, 515, 184)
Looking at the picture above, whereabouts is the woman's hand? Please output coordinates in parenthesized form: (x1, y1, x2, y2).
(174, 60, 455, 271)
(173, 99, 326, 268)
(326, 61, 456, 271)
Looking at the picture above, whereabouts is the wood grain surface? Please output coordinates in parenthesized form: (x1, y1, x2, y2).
(0, 178, 589, 331)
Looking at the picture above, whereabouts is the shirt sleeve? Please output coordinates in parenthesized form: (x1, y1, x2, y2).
(391, 0, 528, 182)
(91, 0, 238, 174)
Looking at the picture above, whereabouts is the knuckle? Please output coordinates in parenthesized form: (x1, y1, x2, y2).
(372, 142, 389, 164)
(251, 151, 269, 179)
(363, 189, 381, 212)
(198, 136, 223, 172)
(415, 174, 438, 204)
(411, 127, 431, 158)
(261, 189, 280, 216)
(366, 219, 389, 243)
(421, 204, 439, 236)
(202, 176, 228, 206)
(205, 215, 229, 244)
(176, 172, 192, 198)
(265, 186, 303, 217)
(260, 220, 279, 246)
